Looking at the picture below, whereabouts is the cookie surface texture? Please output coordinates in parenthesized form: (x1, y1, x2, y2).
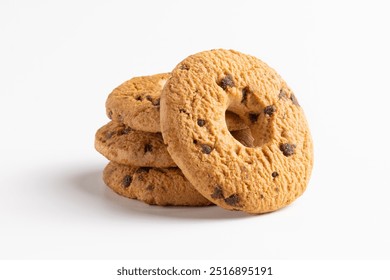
(95, 121, 176, 168)
(106, 73, 247, 132)
(103, 162, 212, 206)
(160, 49, 313, 214)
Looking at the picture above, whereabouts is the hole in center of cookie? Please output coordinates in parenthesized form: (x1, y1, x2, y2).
(225, 111, 254, 148)
(229, 129, 255, 147)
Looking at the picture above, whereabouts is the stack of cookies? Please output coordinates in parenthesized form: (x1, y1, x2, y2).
(95, 49, 313, 214)
(95, 73, 253, 207)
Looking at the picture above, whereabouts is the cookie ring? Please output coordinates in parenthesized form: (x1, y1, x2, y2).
(103, 162, 212, 206)
(95, 121, 176, 168)
(106, 73, 247, 133)
(161, 49, 313, 214)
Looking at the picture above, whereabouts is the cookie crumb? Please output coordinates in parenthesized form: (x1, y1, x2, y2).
(122, 175, 132, 188)
(218, 74, 235, 90)
(264, 105, 275, 116)
(279, 143, 296, 156)
(201, 144, 212, 154)
(225, 194, 240, 206)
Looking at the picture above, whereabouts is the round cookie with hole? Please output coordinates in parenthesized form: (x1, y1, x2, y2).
(106, 73, 247, 133)
(103, 161, 213, 206)
(95, 121, 176, 168)
(160, 49, 313, 214)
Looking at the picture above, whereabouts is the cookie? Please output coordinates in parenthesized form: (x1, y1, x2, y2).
(103, 161, 212, 206)
(160, 49, 313, 214)
(106, 73, 247, 132)
(95, 121, 175, 168)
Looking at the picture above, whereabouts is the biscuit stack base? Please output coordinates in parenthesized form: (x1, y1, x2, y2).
(95, 121, 213, 206)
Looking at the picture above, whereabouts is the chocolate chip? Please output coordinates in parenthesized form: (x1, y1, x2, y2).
(135, 167, 151, 173)
(224, 194, 240, 206)
(136, 96, 142, 101)
(218, 74, 235, 90)
(105, 131, 114, 139)
(241, 87, 251, 104)
(193, 139, 198, 144)
(264, 105, 275, 116)
(146, 95, 159, 105)
(144, 144, 152, 153)
(249, 113, 260, 123)
(260, 194, 265, 199)
(179, 108, 190, 116)
(280, 143, 296, 156)
(146, 185, 155, 191)
(122, 175, 132, 188)
(211, 186, 224, 199)
(145, 95, 153, 103)
(290, 93, 300, 106)
(152, 98, 160, 106)
(179, 64, 190, 70)
(272, 171, 279, 178)
(279, 89, 287, 99)
(201, 144, 212, 154)
(118, 127, 131, 135)
(197, 119, 206, 127)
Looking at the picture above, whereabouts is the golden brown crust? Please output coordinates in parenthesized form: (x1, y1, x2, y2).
(105, 73, 247, 132)
(103, 162, 213, 206)
(95, 121, 175, 168)
(106, 73, 169, 133)
(160, 49, 313, 214)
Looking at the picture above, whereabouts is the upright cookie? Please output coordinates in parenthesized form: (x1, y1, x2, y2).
(160, 49, 313, 214)
(106, 73, 247, 132)
(95, 121, 175, 168)
(103, 162, 212, 206)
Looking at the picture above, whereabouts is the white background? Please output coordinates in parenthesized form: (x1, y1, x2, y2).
(1, 0, 389, 260)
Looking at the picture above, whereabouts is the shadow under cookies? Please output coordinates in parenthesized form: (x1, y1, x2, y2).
(69, 164, 255, 220)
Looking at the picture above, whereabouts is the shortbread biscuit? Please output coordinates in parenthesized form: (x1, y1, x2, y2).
(160, 49, 313, 214)
(95, 121, 175, 168)
(103, 161, 212, 206)
(106, 73, 247, 132)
